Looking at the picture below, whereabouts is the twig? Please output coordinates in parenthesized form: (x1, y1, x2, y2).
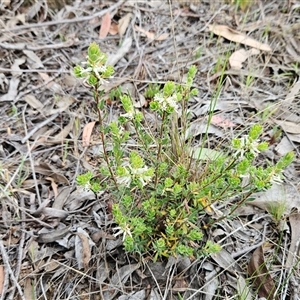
(22, 109, 42, 206)
(0, 38, 76, 51)
(8, 195, 26, 300)
(0, 0, 126, 33)
(0, 68, 69, 73)
(21, 113, 59, 144)
(0, 240, 26, 300)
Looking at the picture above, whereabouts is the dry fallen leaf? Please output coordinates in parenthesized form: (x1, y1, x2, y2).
(282, 79, 300, 107)
(23, 49, 44, 68)
(109, 22, 119, 35)
(11, 58, 26, 76)
(135, 25, 169, 41)
(248, 245, 279, 300)
(107, 37, 132, 66)
(210, 115, 236, 128)
(82, 121, 96, 147)
(38, 72, 62, 93)
(274, 119, 300, 134)
(118, 13, 132, 38)
(45, 177, 58, 198)
(45, 118, 74, 145)
(286, 212, 300, 267)
(0, 265, 4, 295)
(275, 136, 294, 156)
(0, 77, 20, 102)
(24, 94, 43, 109)
(208, 24, 272, 52)
(99, 12, 111, 39)
(75, 228, 94, 271)
(229, 48, 260, 69)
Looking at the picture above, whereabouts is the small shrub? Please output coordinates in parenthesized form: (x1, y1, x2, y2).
(74, 42, 294, 260)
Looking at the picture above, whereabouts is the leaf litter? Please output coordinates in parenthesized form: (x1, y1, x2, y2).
(0, 0, 300, 299)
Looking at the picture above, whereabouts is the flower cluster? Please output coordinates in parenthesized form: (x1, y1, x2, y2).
(232, 124, 268, 159)
(74, 42, 114, 86)
(116, 152, 154, 188)
(150, 81, 181, 114)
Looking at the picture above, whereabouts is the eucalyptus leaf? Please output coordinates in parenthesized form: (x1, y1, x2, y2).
(190, 147, 225, 161)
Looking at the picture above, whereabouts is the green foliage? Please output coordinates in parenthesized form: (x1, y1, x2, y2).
(74, 43, 294, 261)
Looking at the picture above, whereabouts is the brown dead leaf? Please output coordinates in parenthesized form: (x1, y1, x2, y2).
(0, 265, 4, 295)
(229, 48, 260, 69)
(45, 117, 74, 144)
(24, 94, 43, 109)
(274, 119, 300, 134)
(45, 177, 58, 198)
(283, 79, 300, 107)
(82, 121, 96, 147)
(32, 162, 69, 184)
(134, 25, 169, 41)
(24, 278, 34, 300)
(99, 12, 111, 39)
(107, 37, 132, 66)
(44, 95, 75, 116)
(118, 13, 132, 37)
(23, 49, 44, 68)
(286, 212, 300, 267)
(0, 77, 20, 102)
(75, 229, 93, 271)
(38, 72, 62, 93)
(109, 22, 119, 35)
(210, 115, 236, 128)
(248, 245, 279, 300)
(208, 24, 272, 52)
(38, 225, 71, 243)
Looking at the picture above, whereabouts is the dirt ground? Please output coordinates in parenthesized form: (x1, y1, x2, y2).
(0, 0, 300, 299)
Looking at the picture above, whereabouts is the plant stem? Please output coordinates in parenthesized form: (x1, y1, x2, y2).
(203, 190, 253, 228)
(154, 112, 167, 186)
(94, 87, 119, 189)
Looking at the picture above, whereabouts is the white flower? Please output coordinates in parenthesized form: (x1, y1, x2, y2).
(153, 93, 179, 112)
(130, 166, 153, 186)
(269, 173, 283, 184)
(116, 166, 131, 187)
(234, 136, 260, 159)
(113, 224, 132, 241)
(121, 110, 134, 120)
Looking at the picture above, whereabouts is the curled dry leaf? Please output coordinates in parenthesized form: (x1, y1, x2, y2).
(248, 245, 279, 300)
(75, 228, 93, 271)
(37, 226, 71, 243)
(99, 12, 111, 38)
(229, 48, 260, 70)
(208, 24, 272, 52)
(82, 121, 96, 147)
(118, 13, 132, 38)
(45, 176, 58, 198)
(0, 77, 20, 102)
(23, 49, 44, 68)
